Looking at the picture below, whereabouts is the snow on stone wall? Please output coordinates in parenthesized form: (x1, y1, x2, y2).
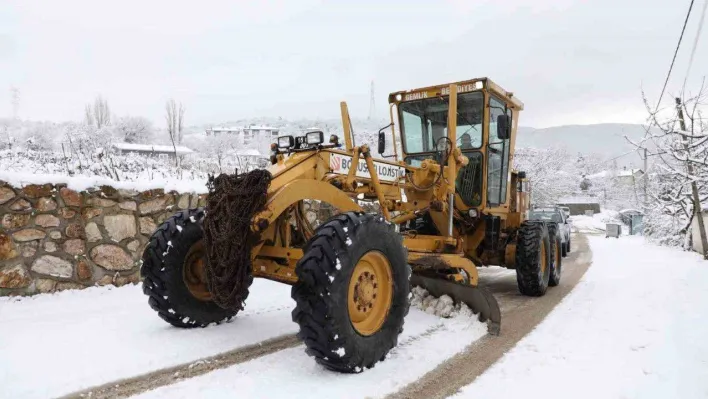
(0, 180, 206, 296)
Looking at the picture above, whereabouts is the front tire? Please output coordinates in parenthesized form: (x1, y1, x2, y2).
(141, 208, 242, 328)
(291, 212, 410, 373)
(515, 221, 551, 296)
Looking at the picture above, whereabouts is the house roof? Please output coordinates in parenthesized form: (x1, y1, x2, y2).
(228, 148, 263, 157)
(557, 194, 601, 205)
(112, 142, 194, 155)
(586, 168, 644, 179)
(617, 168, 644, 177)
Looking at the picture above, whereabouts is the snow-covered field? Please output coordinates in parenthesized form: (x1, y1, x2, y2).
(454, 235, 708, 399)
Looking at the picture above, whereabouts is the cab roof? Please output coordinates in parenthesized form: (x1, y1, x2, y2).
(388, 77, 524, 111)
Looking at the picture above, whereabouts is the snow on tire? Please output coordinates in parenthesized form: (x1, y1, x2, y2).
(515, 221, 551, 296)
(291, 212, 410, 373)
(141, 208, 242, 328)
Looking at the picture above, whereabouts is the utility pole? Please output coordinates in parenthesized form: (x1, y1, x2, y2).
(677, 97, 708, 259)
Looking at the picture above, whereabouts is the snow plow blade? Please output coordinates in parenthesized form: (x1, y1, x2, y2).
(410, 274, 501, 335)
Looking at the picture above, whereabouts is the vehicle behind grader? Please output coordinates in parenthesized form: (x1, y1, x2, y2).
(140, 78, 563, 373)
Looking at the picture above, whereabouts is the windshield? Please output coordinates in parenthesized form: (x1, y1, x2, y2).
(529, 211, 562, 223)
(399, 91, 483, 155)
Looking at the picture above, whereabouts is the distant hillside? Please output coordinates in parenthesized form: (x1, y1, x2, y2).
(516, 123, 652, 168)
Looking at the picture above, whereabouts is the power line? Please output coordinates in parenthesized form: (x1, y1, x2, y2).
(682, 0, 708, 94)
(654, 0, 695, 112)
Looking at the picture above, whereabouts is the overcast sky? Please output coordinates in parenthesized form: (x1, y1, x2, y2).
(0, 0, 705, 128)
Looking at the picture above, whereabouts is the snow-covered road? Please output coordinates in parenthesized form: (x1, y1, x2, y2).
(454, 235, 708, 399)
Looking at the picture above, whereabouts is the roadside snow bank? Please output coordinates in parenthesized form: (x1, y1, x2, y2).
(454, 235, 708, 399)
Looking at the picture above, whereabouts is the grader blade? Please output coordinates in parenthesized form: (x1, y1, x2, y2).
(410, 274, 501, 335)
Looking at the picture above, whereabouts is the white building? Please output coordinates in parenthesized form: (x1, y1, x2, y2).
(243, 125, 279, 145)
(205, 127, 241, 136)
(205, 125, 279, 146)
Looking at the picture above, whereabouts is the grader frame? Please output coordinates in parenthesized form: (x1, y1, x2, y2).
(250, 78, 527, 289)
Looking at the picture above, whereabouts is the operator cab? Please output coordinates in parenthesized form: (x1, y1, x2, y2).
(388, 78, 523, 210)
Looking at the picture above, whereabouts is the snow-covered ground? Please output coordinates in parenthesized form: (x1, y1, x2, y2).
(454, 235, 708, 399)
(0, 279, 297, 399)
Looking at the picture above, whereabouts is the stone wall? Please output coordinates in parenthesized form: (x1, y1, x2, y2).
(0, 181, 205, 296)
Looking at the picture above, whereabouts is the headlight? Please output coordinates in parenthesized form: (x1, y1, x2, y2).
(468, 209, 478, 218)
(305, 131, 324, 145)
(277, 135, 294, 149)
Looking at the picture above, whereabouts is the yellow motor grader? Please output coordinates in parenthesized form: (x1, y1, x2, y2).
(140, 78, 562, 373)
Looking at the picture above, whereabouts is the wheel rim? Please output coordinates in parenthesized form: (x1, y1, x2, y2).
(183, 240, 212, 301)
(348, 250, 393, 336)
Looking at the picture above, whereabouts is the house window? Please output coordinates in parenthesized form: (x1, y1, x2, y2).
(158, 153, 169, 161)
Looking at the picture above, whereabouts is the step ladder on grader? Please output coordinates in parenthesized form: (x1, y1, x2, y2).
(140, 78, 562, 373)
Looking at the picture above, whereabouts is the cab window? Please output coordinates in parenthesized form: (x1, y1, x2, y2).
(487, 96, 512, 207)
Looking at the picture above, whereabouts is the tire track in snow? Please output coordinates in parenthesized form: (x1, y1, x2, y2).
(126, 311, 486, 398)
(62, 315, 461, 398)
(56, 334, 301, 399)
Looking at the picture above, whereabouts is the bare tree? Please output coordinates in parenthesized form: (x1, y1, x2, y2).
(178, 103, 185, 144)
(10, 86, 19, 120)
(84, 104, 94, 127)
(85, 96, 110, 128)
(165, 99, 184, 166)
(628, 79, 708, 254)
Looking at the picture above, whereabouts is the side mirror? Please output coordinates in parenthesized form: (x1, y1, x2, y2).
(497, 114, 511, 140)
(378, 130, 386, 154)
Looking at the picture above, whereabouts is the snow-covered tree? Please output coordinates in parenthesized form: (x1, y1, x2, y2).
(628, 82, 708, 250)
(115, 116, 153, 143)
(514, 146, 580, 205)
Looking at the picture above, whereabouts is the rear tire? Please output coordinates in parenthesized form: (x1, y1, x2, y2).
(515, 221, 551, 296)
(547, 223, 562, 287)
(291, 212, 410, 373)
(141, 208, 242, 328)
